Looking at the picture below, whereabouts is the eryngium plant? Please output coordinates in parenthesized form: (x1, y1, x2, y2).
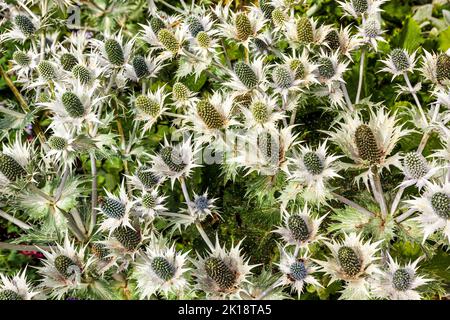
(0, 0, 448, 301)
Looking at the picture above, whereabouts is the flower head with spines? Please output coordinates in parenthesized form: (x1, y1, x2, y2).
(276, 247, 322, 298)
(184, 91, 239, 146)
(225, 57, 268, 94)
(241, 92, 285, 133)
(217, 5, 266, 49)
(90, 31, 135, 74)
(405, 181, 450, 243)
(284, 16, 331, 49)
(285, 141, 342, 203)
(98, 181, 136, 234)
(372, 254, 431, 300)
(279, 50, 319, 89)
(399, 152, 440, 190)
(328, 107, 410, 187)
(420, 49, 450, 89)
(127, 162, 163, 191)
(132, 86, 170, 133)
(337, 0, 387, 19)
(150, 136, 201, 188)
(314, 50, 349, 93)
(357, 17, 386, 51)
(274, 205, 327, 248)
(133, 188, 168, 222)
(9, 46, 39, 81)
(140, 16, 187, 61)
(133, 234, 190, 299)
(193, 237, 256, 299)
(0, 269, 39, 300)
(171, 81, 199, 110)
(44, 124, 77, 172)
(36, 236, 92, 299)
(314, 232, 382, 300)
(124, 52, 166, 82)
(1, 8, 41, 44)
(0, 133, 31, 190)
(37, 80, 103, 132)
(380, 48, 417, 80)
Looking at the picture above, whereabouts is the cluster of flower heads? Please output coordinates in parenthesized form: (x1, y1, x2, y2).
(0, 0, 449, 300)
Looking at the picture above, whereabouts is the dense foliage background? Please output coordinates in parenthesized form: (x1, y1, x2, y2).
(0, 0, 449, 300)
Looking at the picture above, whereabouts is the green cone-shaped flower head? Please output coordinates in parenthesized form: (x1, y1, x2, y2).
(436, 53, 450, 83)
(234, 61, 258, 88)
(172, 82, 189, 101)
(337, 246, 362, 277)
(132, 55, 149, 78)
(13, 51, 31, 67)
(287, 214, 310, 242)
(403, 152, 428, 179)
(151, 256, 176, 281)
(142, 193, 156, 209)
(136, 165, 159, 189)
(60, 53, 78, 71)
(259, 0, 274, 20)
(196, 31, 211, 48)
(54, 255, 78, 278)
(105, 39, 125, 66)
(161, 146, 186, 172)
(135, 95, 160, 117)
(296, 17, 313, 44)
(204, 257, 236, 290)
(354, 124, 381, 164)
(251, 101, 269, 124)
(62, 91, 85, 118)
(235, 13, 252, 41)
(150, 16, 165, 34)
(303, 152, 324, 175)
(197, 99, 225, 129)
(101, 197, 126, 219)
(430, 192, 450, 219)
(0, 153, 27, 182)
(392, 268, 412, 291)
(271, 9, 286, 26)
(186, 16, 204, 37)
(92, 243, 112, 261)
(48, 136, 68, 150)
(391, 49, 410, 72)
(317, 57, 335, 79)
(0, 290, 23, 300)
(289, 59, 305, 79)
(157, 29, 179, 54)
(352, 0, 368, 14)
(38, 61, 57, 81)
(273, 65, 293, 89)
(14, 15, 35, 37)
(113, 226, 141, 251)
(289, 261, 307, 281)
(325, 30, 340, 52)
(72, 64, 92, 85)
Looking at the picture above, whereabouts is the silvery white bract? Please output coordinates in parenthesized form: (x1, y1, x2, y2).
(0, 0, 448, 301)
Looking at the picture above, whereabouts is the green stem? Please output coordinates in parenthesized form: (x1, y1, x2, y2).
(0, 209, 33, 230)
(355, 47, 365, 104)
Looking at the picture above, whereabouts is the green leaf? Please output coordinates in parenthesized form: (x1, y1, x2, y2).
(103, 156, 124, 174)
(438, 26, 450, 51)
(399, 18, 424, 51)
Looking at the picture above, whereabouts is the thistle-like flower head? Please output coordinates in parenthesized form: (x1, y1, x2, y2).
(372, 254, 431, 300)
(0, 269, 39, 300)
(274, 205, 326, 248)
(133, 234, 190, 298)
(315, 232, 382, 300)
(193, 237, 256, 299)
